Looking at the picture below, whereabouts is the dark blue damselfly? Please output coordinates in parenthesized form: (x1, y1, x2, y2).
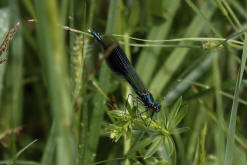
(89, 30, 161, 117)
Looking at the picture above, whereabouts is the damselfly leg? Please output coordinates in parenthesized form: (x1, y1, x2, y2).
(125, 93, 144, 115)
(125, 93, 155, 126)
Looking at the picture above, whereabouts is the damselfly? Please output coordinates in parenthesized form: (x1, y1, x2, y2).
(89, 30, 161, 118)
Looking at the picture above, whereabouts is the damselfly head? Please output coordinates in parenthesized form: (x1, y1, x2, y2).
(153, 103, 161, 112)
(89, 29, 117, 50)
(89, 29, 102, 42)
(142, 93, 161, 112)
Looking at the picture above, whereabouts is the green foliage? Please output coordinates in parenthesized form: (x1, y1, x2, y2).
(105, 97, 187, 163)
(0, 0, 247, 165)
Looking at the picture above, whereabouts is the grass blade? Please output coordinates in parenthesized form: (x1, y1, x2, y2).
(34, 0, 75, 164)
(41, 122, 56, 165)
(224, 33, 247, 165)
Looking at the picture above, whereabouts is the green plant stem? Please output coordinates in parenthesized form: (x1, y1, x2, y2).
(211, 50, 225, 164)
(123, 33, 131, 165)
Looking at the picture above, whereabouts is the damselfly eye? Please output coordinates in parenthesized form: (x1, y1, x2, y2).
(155, 104, 161, 112)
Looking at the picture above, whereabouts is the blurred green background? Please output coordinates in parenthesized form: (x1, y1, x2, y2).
(0, 0, 247, 164)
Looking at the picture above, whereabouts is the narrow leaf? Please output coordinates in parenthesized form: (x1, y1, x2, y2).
(171, 127, 190, 135)
(144, 135, 163, 159)
(167, 97, 182, 130)
(127, 137, 153, 155)
(224, 33, 247, 165)
(163, 136, 174, 158)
